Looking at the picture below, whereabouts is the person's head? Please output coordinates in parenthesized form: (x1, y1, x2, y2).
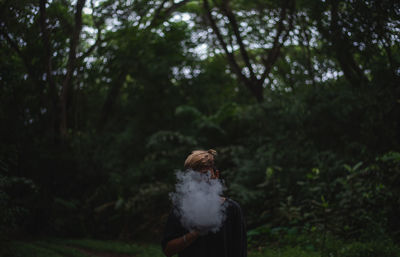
(184, 149, 219, 179)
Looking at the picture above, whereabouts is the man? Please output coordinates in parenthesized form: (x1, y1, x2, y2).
(161, 149, 247, 257)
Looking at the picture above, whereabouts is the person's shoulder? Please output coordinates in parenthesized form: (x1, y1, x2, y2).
(166, 206, 181, 222)
(225, 198, 243, 211)
(225, 198, 246, 226)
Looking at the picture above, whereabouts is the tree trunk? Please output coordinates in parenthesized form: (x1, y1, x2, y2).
(98, 73, 127, 130)
(59, 0, 86, 140)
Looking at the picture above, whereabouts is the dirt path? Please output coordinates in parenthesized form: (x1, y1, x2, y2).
(67, 246, 136, 257)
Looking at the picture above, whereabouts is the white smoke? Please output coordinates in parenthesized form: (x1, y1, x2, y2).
(170, 169, 227, 234)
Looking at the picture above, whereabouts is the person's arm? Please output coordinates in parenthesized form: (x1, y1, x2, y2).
(163, 230, 199, 257)
(234, 202, 247, 257)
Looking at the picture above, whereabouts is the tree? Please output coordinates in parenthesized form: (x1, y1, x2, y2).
(0, 0, 193, 140)
(200, 0, 295, 102)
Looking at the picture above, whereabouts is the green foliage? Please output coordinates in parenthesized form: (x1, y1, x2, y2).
(33, 241, 90, 257)
(248, 246, 320, 257)
(6, 237, 399, 257)
(0, 175, 33, 234)
(247, 225, 400, 257)
(55, 238, 141, 255)
(3, 239, 166, 257)
(51, 238, 164, 257)
(0, 145, 38, 238)
(332, 241, 400, 257)
(0, 0, 399, 248)
(2, 242, 65, 257)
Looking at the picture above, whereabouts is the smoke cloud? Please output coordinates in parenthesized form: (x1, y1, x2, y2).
(170, 169, 227, 234)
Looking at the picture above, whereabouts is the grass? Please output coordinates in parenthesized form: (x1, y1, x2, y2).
(50, 238, 143, 255)
(3, 239, 165, 257)
(3, 238, 319, 257)
(55, 238, 164, 257)
(33, 241, 91, 257)
(3, 237, 400, 257)
(3, 238, 320, 257)
(248, 246, 320, 257)
(3, 242, 65, 257)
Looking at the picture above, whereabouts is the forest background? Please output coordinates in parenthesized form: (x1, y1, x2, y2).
(1, 0, 400, 256)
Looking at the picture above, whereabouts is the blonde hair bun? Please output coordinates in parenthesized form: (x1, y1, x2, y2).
(184, 149, 217, 170)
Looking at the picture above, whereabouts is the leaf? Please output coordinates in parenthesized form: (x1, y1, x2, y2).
(352, 162, 363, 171)
(115, 198, 124, 210)
(343, 164, 352, 172)
(378, 152, 400, 163)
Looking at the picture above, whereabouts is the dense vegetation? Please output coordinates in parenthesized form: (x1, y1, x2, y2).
(1, 0, 399, 255)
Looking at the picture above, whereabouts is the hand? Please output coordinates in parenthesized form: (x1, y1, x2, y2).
(189, 230, 200, 238)
(195, 225, 216, 235)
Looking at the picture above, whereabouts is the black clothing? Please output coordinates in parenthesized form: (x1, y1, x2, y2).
(161, 198, 247, 257)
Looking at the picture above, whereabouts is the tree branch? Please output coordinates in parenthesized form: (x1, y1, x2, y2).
(149, 0, 192, 28)
(39, 0, 55, 86)
(98, 72, 127, 130)
(203, 0, 248, 87)
(79, 30, 101, 62)
(0, 27, 37, 82)
(78, 7, 103, 63)
(328, 0, 368, 87)
(259, 0, 293, 86)
(149, 0, 169, 27)
(298, 14, 316, 86)
(60, 0, 86, 138)
(39, 0, 59, 127)
(220, 0, 257, 82)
